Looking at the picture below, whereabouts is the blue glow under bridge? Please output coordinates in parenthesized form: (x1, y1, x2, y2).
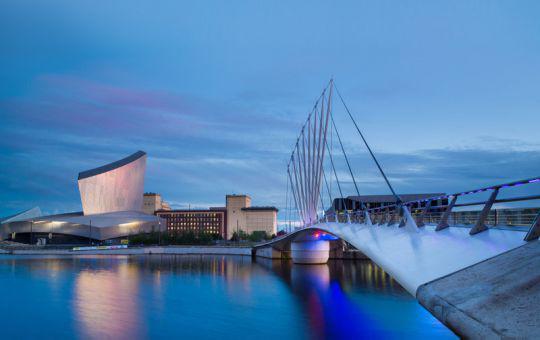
(259, 79, 540, 296)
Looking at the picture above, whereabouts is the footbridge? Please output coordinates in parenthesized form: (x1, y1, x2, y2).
(254, 80, 540, 337)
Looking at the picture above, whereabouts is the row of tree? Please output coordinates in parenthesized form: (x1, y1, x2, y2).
(128, 229, 274, 246)
(229, 230, 273, 242)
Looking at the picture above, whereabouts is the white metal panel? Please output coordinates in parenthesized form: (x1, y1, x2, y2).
(312, 223, 527, 295)
(78, 155, 146, 215)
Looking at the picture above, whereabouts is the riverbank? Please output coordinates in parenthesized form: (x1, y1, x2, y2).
(0, 245, 252, 256)
(417, 240, 540, 338)
(0, 243, 368, 259)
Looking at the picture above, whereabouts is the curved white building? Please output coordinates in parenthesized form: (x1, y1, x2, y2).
(78, 151, 146, 215)
(1, 150, 165, 244)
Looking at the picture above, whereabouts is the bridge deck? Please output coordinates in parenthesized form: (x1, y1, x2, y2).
(266, 223, 527, 295)
(417, 240, 540, 338)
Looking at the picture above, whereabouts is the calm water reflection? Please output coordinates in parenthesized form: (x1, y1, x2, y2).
(0, 255, 455, 339)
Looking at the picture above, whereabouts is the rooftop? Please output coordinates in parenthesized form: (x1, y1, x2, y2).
(78, 150, 146, 180)
(347, 193, 446, 203)
(226, 194, 250, 198)
(241, 206, 278, 212)
(156, 209, 225, 213)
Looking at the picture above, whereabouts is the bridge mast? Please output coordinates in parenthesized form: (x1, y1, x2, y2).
(287, 81, 332, 227)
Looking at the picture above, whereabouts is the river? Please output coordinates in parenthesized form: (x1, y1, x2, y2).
(0, 255, 455, 339)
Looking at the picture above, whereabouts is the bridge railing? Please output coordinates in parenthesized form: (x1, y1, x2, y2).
(320, 176, 540, 241)
(411, 209, 539, 227)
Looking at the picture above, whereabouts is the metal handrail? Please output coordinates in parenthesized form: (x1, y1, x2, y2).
(319, 176, 540, 241)
(358, 176, 540, 214)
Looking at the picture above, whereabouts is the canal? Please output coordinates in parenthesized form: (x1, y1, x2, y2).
(0, 255, 455, 339)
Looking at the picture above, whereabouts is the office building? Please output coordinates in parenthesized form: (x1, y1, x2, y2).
(226, 194, 277, 239)
(1, 151, 165, 244)
(156, 194, 278, 240)
(143, 193, 171, 215)
(330, 193, 449, 213)
(156, 208, 227, 239)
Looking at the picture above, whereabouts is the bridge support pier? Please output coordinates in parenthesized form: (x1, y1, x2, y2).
(291, 240, 330, 264)
(255, 246, 286, 259)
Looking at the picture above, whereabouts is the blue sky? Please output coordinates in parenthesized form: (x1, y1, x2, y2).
(1, 1, 539, 223)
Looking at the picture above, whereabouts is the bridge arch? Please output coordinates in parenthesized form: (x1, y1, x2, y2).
(278, 80, 538, 297)
(255, 222, 527, 296)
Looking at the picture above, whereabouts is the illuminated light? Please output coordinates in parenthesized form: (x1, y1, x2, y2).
(118, 221, 139, 227)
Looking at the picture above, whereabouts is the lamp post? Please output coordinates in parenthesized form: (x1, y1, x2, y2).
(30, 219, 33, 245)
(236, 220, 239, 245)
(89, 219, 92, 245)
(158, 219, 162, 246)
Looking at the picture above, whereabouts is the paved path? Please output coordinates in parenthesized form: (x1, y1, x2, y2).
(256, 223, 527, 295)
(1, 246, 252, 256)
(417, 240, 540, 338)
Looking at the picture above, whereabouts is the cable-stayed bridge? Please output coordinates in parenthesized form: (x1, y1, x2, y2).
(254, 80, 540, 338)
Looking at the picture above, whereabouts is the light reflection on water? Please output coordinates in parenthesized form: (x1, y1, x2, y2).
(74, 264, 144, 339)
(0, 255, 455, 339)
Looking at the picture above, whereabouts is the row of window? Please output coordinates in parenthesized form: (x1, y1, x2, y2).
(168, 227, 221, 233)
(160, 213, 223, 218)
(168, 222, 221, 227)
(168, 218, 221, 222)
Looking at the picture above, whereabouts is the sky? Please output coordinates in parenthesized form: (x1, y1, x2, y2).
(1, 1, 539, 224)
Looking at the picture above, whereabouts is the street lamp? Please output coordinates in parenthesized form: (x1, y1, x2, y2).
(158, 218, 162, 246)
(30, 219, 33, 245)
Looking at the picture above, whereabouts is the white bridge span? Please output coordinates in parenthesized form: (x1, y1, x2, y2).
(255, 223, 527, 296)
(273, 80, 539, 337)
(276, 79, 538, 296)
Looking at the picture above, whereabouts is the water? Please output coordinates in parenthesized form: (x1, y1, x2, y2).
(0, 255, 455, 339)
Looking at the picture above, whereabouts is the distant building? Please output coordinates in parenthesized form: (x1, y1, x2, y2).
(78, 151, 147, 215)
(226, 194, 277, 239)
(226, 195, 250, 238)
(1, 151, 165, 244)
(156, 208, 227, 239)
(156, 194, 278, 240)
(143, 193, 171, 215)
(330, 194, 449, 213)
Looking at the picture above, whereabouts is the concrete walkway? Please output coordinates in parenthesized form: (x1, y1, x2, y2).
(2, 246, 252, 256)
(417, 240, 540, 338)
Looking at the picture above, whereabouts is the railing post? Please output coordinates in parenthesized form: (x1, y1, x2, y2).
(388, 206, 399, 226)
(400, 205, 419, 230)
(372, 210, 379, 224)
(470, 187, 499, 235)
(436, 195, 458, 231)
(416, 200, 431, 227)
(364, 210, 373, 226)
(524, 210, 540, 241)
(379, 207, 388, 226)
(398, 205, 406, 227)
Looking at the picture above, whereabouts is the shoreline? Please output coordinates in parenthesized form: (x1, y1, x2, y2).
(0, 245, 253, 256)
(0, 245, 369, 260)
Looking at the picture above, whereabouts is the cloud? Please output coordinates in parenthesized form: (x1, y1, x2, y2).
(166, 201, 225, 210)
(1, 75, 538, 223)
(0, 74, 296, 216)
